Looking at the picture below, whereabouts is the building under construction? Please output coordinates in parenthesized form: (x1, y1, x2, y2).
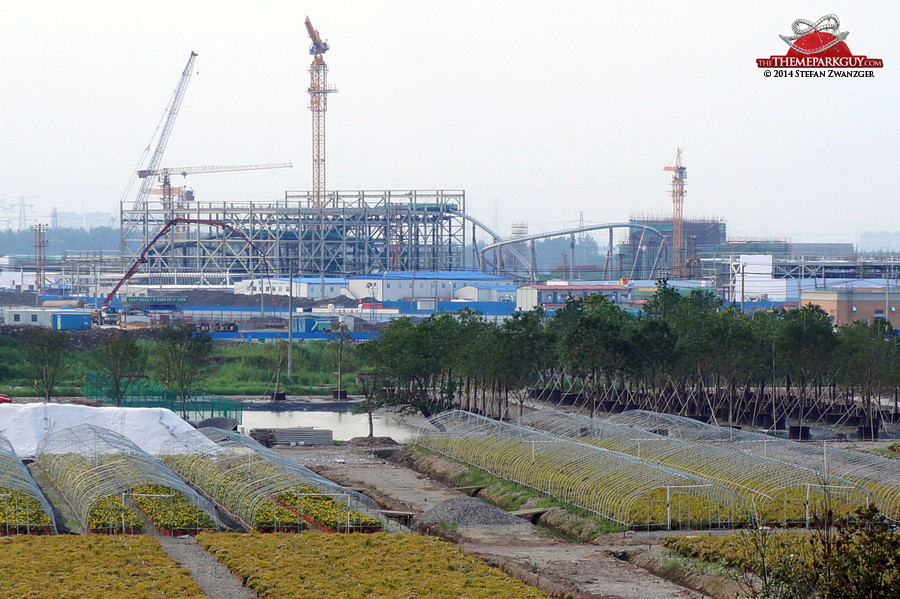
(617, 215, 727, 279)
(119, 190, 468, 285)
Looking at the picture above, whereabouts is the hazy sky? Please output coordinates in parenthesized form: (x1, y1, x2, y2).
(2, 1, 897, 245)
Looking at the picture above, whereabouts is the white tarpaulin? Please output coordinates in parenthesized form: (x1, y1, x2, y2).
(0, 404, 196, 458)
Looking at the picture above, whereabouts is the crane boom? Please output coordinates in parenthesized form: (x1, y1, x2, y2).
(137, 162, 292, 178)
(304, 16, 329, 55)
(131, 52, 198, 211)
(102, 217, 270, 308)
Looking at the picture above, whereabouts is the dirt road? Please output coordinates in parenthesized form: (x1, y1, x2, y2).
(278, 444, 709, 599)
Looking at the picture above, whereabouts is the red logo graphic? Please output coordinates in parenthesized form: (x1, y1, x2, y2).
(757, 15, 883, 68)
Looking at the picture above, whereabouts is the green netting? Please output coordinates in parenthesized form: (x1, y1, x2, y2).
(0, 434, 56, 535)
(416, 410, 744, 530)
(159, 428, 397, 533)
(85, 371, 242, 423)
(36, 424, 220, 534)
(518, 410, 869, 525)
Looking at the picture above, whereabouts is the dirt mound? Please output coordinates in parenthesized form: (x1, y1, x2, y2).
(347, 436, 399, 447)
(418, 496, 526, 528)
(0, 290, 40, 307)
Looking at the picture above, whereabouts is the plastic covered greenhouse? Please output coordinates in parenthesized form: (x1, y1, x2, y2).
(36, 424, 220, 534)
(0, 434, 56, 535)
(416, 410, 744, 530)
(607, 410, 900, 523)
(159, 427, 396, 533)
(518, 410, 869, 525)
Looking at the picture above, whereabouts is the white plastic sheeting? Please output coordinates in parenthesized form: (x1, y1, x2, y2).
(0, 404, 195, 458)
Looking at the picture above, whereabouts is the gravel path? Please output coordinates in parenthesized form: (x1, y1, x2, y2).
(153, 533, 257, 599)
(418, 496, 528, 528)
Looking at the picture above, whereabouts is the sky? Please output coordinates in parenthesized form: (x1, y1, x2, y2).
(1, 1, 897, 246)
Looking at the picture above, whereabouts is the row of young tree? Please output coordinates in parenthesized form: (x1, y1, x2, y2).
(24, 323, 213, 417)
(361, 282, 900, 428)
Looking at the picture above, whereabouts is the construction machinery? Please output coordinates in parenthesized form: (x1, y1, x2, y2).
(305, 16, 337, 208)
(138, 163, 292, 215)
(130, 52, 198, 212)
(94, 217, 271, 326)
(663, 148, 687, 277)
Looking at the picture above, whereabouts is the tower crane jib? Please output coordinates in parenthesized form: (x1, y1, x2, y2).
(130, 51, 198, 212)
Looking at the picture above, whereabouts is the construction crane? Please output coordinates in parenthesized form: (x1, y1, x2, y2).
(138, 162, 292, 210)
(663, 148, 687, 277)
(94, 217, 271, 325)
(130, 52, 198, 212)
(305, 16, 337, 208)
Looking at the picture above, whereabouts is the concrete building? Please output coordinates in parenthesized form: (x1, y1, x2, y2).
(454, 284, 517, 303)
(802, 287, 900, 327)
(346, 271, 513, 303)
(234, 277, 349, 300)
(516, 283, 631, 312)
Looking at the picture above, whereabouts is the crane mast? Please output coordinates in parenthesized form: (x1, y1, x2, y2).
(305, 16, 336, 208)
(130, 52, 198, 211)
(663, 148, 687, 277)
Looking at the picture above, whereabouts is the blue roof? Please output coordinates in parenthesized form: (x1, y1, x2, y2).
(270, 277, 348, 284)
(349, 271, 511, 282)
(465, 284, 518, 291)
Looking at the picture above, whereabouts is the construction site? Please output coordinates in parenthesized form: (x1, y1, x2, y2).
(4, 15, 900, 309)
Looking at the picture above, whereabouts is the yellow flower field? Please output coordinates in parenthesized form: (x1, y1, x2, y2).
(197, 531, 548, 598)
(0, 535, 206, 599)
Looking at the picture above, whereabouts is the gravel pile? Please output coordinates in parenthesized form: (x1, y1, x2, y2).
(418, 496, 526, 528)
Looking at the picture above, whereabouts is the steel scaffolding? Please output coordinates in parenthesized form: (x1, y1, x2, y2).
(119, 190, 466, 284)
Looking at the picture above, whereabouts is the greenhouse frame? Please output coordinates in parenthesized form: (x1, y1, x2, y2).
(518, 410, 869, 525)
(415, 410, 744, 530)
(606, 410, 900, 523)
(159, 428, 396, 533)
(36, 424, 220, 534)
(0, 434, 56, 535)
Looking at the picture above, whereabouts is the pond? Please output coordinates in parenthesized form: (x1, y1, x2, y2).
(240, 408, 419, 443)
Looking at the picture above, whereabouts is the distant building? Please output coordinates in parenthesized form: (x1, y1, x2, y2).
(347, 271, 514, 303)
(454, 284, 517, 303)
(802, 287, 900, 327)
(516, 284, 631, 312)
(234, 277, 349, 300)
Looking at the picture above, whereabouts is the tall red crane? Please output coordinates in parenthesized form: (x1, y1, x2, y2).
(663, 148, 687, 277)
(305, 16, 337, 208)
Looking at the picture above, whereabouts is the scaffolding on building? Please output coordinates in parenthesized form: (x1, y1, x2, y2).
(119, 190, 466, 284)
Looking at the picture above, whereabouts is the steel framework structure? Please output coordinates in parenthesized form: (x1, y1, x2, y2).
(416, 410, 741, 530)
(0, 434, 56, 534)
(36, 424, 220, 533)
(606, 410, 900, 523)
(119, 190, 466, 284)
(518, 410, 867, 525)
(159, 427, 395, 532)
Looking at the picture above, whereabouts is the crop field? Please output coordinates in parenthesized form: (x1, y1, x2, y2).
(0, 488, 54, 535)
(197, 532, 548, 598)
(417, 411, 742, 529)
(0, 535, 206, 599)
(662, 530, 813, 568)
(518, 410, 868, 525)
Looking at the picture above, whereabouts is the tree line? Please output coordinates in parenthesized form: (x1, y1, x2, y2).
(361, 282, 900, 432)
